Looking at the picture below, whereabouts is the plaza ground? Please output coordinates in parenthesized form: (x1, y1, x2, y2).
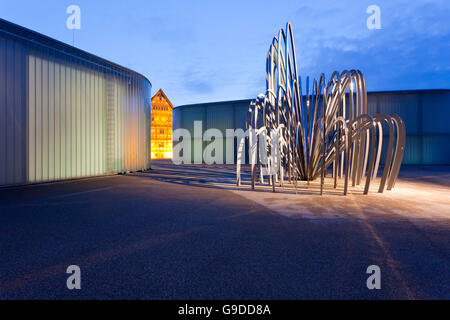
(0, 160, 449, 299)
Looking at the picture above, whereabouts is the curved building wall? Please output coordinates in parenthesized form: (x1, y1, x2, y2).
(174, 90, 450, 166)
(173, 100, 251, 164)
(0, 19, 152, 187)
(369, 90, 450, 165)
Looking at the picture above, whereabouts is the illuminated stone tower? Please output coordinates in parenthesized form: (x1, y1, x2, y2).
(151, 89, 173, 159)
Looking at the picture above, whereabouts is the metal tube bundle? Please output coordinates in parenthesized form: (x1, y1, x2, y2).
(237, 22, 406, 195)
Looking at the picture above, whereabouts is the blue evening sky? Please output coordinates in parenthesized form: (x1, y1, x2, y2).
(1, 0, 449, 106)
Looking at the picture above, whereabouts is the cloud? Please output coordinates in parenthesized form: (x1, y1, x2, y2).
(287, 0, 450, 91)
(184, 78, 214, 94)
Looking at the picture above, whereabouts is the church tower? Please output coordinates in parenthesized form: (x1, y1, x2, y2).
(151, 89, 174, 159)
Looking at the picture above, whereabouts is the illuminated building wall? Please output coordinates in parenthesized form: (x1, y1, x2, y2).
(151, 89, 173, 159)
(0, 19, 152, 187)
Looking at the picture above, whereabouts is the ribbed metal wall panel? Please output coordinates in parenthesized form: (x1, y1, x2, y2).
(180, 105, 205, 134)
(0, 37, 26, 186)
(27, 53, 107, 182)
(206, 105, 233, 163)
(0, 19, 151, 187)
(207, 105, 233, 134)
(368, 90, 450, 165)
(422, 92, 450, 134)
(173, 105, 182, 135)
(173, 100, 250, 164)
(233, 102, 249, 131)
(375, 93, 421, 134)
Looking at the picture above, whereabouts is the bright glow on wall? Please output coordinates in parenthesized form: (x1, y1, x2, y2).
(151, 89, 173, 160)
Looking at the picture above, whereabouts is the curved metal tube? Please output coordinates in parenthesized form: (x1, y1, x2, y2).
(236, 22, 406, 196)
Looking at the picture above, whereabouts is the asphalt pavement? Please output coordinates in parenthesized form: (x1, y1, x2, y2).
(0, 161, 449, 299)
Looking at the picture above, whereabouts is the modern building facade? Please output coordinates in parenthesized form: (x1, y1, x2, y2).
(174, 90, 450, 166)
(0, 19, 152, 187)
(151, 89, 173, 159)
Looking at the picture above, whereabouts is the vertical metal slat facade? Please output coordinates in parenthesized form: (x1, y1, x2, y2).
(0, 19, 152, 187)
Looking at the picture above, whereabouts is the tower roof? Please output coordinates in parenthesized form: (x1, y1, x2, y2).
(151, 89, 174, 110)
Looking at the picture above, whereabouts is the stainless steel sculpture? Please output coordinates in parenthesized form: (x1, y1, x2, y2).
(237, 22, 406, 195)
